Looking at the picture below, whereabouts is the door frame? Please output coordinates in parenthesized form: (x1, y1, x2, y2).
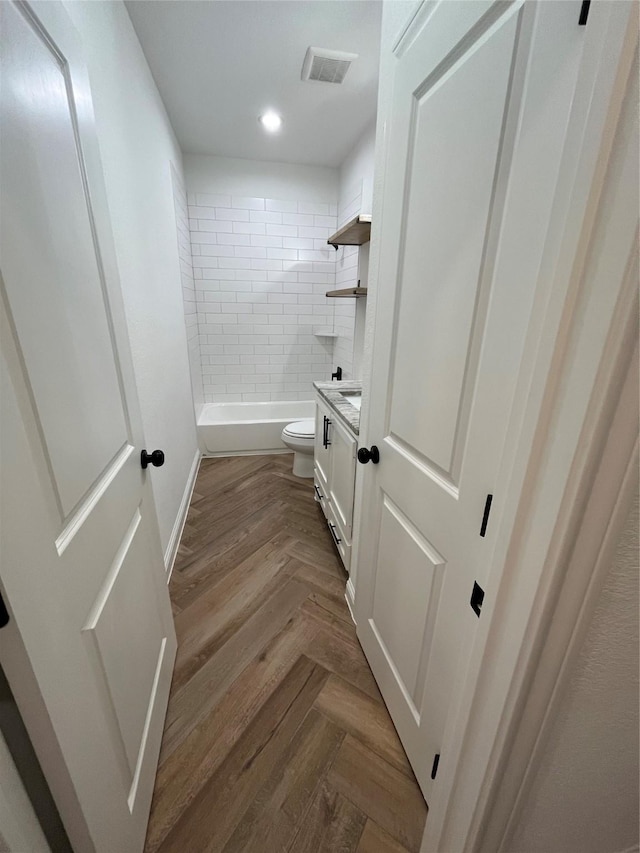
(349, 2, 638, 850)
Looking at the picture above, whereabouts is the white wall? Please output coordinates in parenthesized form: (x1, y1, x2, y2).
(185, 156, 341, 402)
(334, 122, 377, 378)
(171, 165, 204, 417)
(509, 487, 640, 853)
(339, 121, 377, 215)
(185, 155, 338, 203)
(63, 1, 199, 563)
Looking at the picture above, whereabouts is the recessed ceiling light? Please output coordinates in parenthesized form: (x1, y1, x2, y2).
(259, 111, 283, 133)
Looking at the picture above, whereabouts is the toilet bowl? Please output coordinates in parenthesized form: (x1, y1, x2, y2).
(281, 419, 315, 478)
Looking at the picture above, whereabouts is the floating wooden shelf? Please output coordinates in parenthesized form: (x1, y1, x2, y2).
(327, 214, 372, 249)
(325, 287, 368, 298)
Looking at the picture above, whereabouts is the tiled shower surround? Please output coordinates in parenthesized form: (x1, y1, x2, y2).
(188, 194, 340, 402)
(171, 166, 204, 411)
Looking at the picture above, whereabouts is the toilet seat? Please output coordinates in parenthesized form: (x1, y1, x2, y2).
(282, 419, 315, 440)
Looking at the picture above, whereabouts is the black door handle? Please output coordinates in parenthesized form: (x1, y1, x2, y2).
(141, 449, 165, 469)
(357, 445, 380, 464)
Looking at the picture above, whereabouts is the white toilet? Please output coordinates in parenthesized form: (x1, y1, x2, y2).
(281, 419, 315, 478)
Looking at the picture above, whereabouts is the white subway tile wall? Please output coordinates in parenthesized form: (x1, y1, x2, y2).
(171, 165, 204, 411)
(189, 194, 339, 402)
(333, 178, 363, 379)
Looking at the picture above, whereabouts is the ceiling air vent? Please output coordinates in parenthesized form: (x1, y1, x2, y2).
(301, 47, 358, 84)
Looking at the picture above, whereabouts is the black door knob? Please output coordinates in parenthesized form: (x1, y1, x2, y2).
(357, 445, 380, 464)
(141, 449, 165, 469)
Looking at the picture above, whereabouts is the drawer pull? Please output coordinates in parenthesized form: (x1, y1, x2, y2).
(328, 521, 342, 546)
(314, 484, 324, 501)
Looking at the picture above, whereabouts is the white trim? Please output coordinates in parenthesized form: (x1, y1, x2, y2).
(345, 579, 356, 625)
(488, 241, 639, 852)
(497, 358, 638, 852)
(201, 449, 291, 459)
(164, 450, 201, 580)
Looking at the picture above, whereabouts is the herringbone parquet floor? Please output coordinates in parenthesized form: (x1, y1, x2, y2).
(145, 454, 427, 853)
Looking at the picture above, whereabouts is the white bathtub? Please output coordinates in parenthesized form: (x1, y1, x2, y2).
(198, 400, 315, 455)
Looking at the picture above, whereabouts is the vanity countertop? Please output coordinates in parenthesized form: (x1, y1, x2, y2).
(313, 380, 362, 436)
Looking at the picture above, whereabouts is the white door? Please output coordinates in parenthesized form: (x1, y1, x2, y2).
(0, 2, 177, 851)
(355, 0, 587, 800)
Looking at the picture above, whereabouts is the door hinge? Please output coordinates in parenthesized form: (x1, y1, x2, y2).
(470, 581, 485, 618)
(480, 493, 493, 537)
(0, 590, 10, 628)
(431, 753, 440, 780)
(578, 0, 590, 25)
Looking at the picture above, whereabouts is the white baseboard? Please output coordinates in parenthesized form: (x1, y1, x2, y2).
(345, 578, 356, 625)
(165, 449, 201, 581)
(201, 449, 291, 458)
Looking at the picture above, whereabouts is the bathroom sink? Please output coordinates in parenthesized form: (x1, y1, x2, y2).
(340, 391, 362, 411)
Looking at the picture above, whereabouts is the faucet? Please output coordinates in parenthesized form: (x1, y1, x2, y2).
(331, 366, 342, 381)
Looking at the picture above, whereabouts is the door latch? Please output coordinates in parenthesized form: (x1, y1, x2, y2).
(431, 753, 440, 780)
(470, 581, 485, 618)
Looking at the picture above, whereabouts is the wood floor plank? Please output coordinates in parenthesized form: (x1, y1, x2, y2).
(172, 501, 289, 609)
(328, 735, 427, 853)
(287, 782, 367, 853)
(161, 578, 311, 758)
(171, 535, 296, 690)
(301, 613, 382, 702)
(314, 675, 414, 778)
(283, 536, 345, 576)
(178, 493, 282, 568)
(307, 591, 353, 626)
(181, 470, 285, 540)
(222, 708, 345, 853)
(157, 656, 329, 853)
(148, 614, 317, 852)
(301, 595, 360, 645)
(357, 820, 412, 853)
(145, 455, 427, 853)
(292, 559, 353, 603)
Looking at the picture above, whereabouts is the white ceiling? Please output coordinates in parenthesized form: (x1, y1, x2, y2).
(125, 1, 382, 168)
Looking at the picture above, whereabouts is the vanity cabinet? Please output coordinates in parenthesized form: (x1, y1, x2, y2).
(314, 396, 357, 571)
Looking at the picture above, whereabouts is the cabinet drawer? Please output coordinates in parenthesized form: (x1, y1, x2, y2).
(313, 471, 329, 518)
(326, 501, 351, 572)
